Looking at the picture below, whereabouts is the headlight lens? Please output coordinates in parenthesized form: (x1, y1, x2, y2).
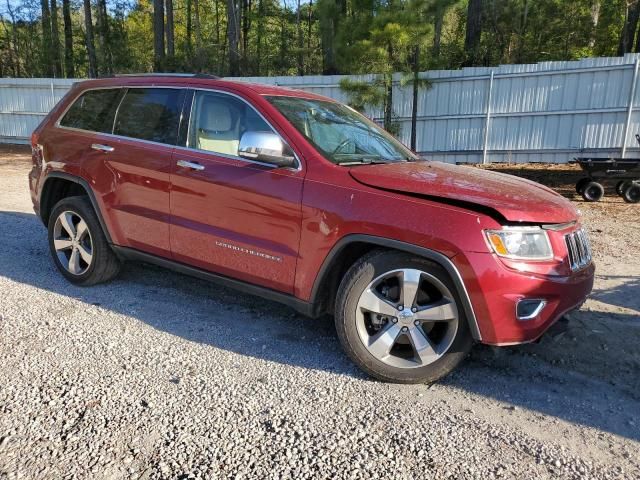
(485, 227, 553, 260)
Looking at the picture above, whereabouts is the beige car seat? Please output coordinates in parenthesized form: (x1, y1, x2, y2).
(197, 98, 240, 156)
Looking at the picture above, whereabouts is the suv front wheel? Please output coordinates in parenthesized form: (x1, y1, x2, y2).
(335, 250, 473, 383)
(48, 196, 122, 286)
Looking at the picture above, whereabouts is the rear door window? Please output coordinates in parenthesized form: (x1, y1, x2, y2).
(114, 88, 185, 145)
(59, 88, 122, 133)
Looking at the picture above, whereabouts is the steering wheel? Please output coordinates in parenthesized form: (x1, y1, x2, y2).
(332, 138, 354, 155)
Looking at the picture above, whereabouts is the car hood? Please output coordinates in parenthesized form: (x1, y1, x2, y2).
(349, 161, 578, 223)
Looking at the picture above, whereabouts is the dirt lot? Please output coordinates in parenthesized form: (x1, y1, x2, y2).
(0, 145, 638, 479)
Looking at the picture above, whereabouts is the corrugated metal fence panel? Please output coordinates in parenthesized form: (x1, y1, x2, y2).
(3, 54, 640, 163)
(0, 78, 74, 142)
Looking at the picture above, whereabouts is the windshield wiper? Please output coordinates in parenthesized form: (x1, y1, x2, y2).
(335, 155, 414, 166)
(335, 157, 392, 166)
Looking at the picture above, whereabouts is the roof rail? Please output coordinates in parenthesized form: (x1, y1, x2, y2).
(113, 73, 221, 79)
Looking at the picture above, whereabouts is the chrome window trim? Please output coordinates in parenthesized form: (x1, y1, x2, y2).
(176, 89, 193, 146)
(185, 91, 196, 150)
(111, 88, 128, 134)
(52, 127, 181, 150)
(54, 84, 302, 172)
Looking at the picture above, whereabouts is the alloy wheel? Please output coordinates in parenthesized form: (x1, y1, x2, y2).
(355, 268, 459, 369)
(53, 211, 93, 275)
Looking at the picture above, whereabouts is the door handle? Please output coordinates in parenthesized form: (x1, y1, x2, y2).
(177, 160, 205, 171)
(91, 143, 114, 153)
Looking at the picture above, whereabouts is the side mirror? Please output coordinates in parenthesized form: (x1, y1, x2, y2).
(238, 131, 297, 168)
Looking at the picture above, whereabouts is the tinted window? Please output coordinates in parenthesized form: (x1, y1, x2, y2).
(114, 88, 184, 145)
(188, 91, 272, 156)
(59, 89, 122, 133)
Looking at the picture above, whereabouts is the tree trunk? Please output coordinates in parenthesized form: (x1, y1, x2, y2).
(24, 21, 40, 75)
(590, 1, 600, 49)
(4, 3, 22, 76)
(50, 0, 63, 77)
(320, 0, 343, 74)
(96, 0, 112, 74)
(464, 0, 482, 66)
(308, 0, 312, 61)
(62, 0, 74, 77)
(153, 0, 165, 71)
(384, 75, 393, 132)
(256, 0, 264, 75)
(186, 0, 193, 66)
(0, 17, 14, 75)
(241, 0, 250, 74)
(433, 5, 444, 59)
(383, 42, 393, 132)
(516, 0, 529, 63)
(619, 1, 640, 55)
(296, 0, 304, 75)
(212, 0, 218, 50)
(95, 0, 105, 69)
(227, 0, 240, 75)
(410, 46, 419, 151)
(194, 0, 202, 70)
(320, 15, 334, 74)
(165, 0, 175, 64)
(83, 0, 98, 77)
(12, 18, 21, 77)
(279, 7, 286, 74)
(214, 0, 220, 72)
(40, 0, 53, 76)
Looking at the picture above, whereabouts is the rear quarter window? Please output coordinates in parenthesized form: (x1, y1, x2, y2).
(59, 88, 122, 133)
(114, 88, 184, 145)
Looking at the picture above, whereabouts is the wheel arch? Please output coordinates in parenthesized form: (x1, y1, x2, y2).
(308, 234, 482, 341)
(40, 172, 113, 244)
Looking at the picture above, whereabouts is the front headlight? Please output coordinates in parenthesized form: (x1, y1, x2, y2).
(485, 227, 553, 261)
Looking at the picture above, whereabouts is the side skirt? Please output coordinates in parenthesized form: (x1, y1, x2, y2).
(111, 246, 317, 318)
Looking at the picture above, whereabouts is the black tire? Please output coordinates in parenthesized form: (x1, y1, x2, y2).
(575, 178, 590, 194)
(616, 181, 632, 196)
(622, 183, 640, 203)
(581, 181, 604, 202)
(334, 250, 473, 384)
(48, 196, 122, 286)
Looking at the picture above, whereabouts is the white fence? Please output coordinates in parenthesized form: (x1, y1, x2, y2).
(3, 54, 640, 163)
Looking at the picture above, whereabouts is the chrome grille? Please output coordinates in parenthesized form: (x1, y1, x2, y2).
(565, 228, 592, 271)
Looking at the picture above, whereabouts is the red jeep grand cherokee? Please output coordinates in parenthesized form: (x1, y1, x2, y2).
(29, 74, 594, 383)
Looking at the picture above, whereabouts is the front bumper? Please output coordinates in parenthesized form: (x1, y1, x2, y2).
(453, 251, 595, 345)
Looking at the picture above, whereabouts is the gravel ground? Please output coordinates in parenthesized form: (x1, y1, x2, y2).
(0, 147, 639, 479)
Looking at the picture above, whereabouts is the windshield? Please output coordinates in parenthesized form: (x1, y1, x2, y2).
(266, 96, 418, 165)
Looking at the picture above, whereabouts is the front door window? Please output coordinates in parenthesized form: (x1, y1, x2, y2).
(188, 91, 273, 157)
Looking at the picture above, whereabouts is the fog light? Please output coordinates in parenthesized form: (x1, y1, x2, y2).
(516, 299, 546, 321)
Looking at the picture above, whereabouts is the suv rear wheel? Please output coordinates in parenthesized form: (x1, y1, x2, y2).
(335, 250, 473, 383)
(48, 196, 121, 285)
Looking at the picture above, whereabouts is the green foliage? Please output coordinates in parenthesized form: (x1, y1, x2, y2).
(0, 0, 636, 79)
(339, 77, 386, 112)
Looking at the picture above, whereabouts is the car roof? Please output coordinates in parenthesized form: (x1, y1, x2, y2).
(73, 74, 335, 102)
